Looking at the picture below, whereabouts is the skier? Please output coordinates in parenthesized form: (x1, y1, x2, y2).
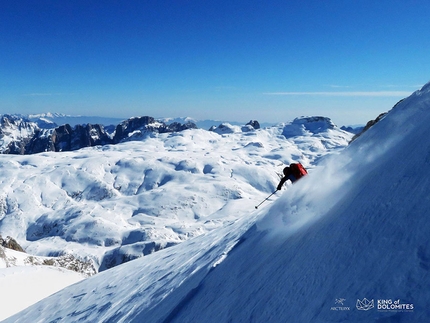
(277, 163, 308, 190)
(256, 162, 308, 209)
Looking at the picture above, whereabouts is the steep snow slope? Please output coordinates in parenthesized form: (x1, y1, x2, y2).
(6, 83, 430, 323)
(152, 85, 430, 323)
(144, 84, 430, 323)
(2, 207, 261, 323)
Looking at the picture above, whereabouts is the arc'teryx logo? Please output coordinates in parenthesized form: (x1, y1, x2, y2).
(330, 298, 350, 311)
(335, 298, 346, 305)
(356, 298, 374, 311)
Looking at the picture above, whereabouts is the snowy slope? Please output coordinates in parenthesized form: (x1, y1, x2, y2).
(0, 115, 352, 320)
(0, 118, 351, 273)
(168, 85, 430, 323)
(0, 247, 86, 322)
(5, 83, 430, 322)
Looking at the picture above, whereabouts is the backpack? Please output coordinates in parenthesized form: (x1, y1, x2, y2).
(289, 163, 308, 180)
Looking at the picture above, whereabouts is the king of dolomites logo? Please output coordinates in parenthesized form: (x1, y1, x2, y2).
(356, 298, 374, 311)
(355, 298, 414, 312)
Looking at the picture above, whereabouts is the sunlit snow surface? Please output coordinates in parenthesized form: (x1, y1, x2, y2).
(0, 122, 351, 268)
(0, 248, 85, 321)
(0, 118, 355, 321)
(4, 84, 430, 322)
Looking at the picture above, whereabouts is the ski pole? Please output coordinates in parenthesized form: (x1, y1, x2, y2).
(255, 190, 277, 209)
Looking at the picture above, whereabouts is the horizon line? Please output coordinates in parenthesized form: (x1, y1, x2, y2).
(263, 91, 413, 97)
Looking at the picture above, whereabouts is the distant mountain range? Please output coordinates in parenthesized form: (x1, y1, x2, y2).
(25, 113, 274, 129)
(0, 114, 198, 154)
(0, 113, 361, 155)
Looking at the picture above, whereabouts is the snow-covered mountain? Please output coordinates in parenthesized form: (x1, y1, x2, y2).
(0, 115, 353, 320)
(0, 115, 351, 268)
(1, 112, 361, 156)
(158, 116, 275, 130)
(0, 114, 197, 154)
(5, 82, 429, 322)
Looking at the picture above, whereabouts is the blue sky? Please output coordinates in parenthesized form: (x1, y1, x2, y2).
(1, 0, 430, 126)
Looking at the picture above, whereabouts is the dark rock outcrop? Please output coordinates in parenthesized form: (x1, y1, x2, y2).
(52, 123, 112, 152)
(0, 115, 39, 154)
(246, 120, 260, 129)
(350, 112, 388, 143)
(113, 116, 197, 143)
(349, 98, 407, 143)
(166, 121, 197, 132)
(209, 120, 261, 134)
(340, 125, 364, 134)
(0, 235, 25, 252)
(282, 116, 336, 138)
(0, 115, 197, 154)
(113, 116, 156, 143)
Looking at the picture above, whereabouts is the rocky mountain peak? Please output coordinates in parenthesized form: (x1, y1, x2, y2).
(0, 115, 197, 154)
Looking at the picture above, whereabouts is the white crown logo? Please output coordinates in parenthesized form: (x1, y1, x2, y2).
(356, 298, 374, 311)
